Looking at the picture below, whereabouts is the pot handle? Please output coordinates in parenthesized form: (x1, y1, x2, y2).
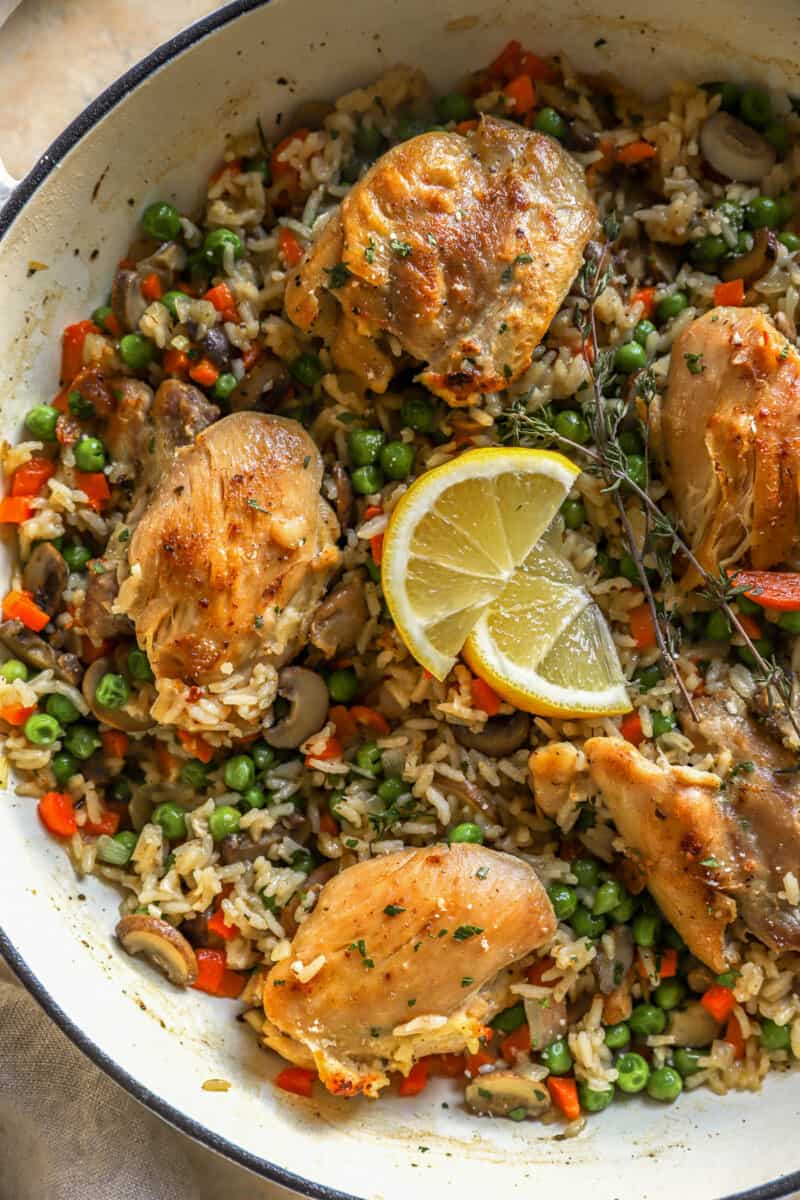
(0, 156, 18, 212)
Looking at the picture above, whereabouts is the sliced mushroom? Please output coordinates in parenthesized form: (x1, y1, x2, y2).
(137, 240, 186, 285)
(112, 268, 148, 333)
(699, 112, 776, 182)
(82, 657, 154, 733)
(79, 752, 113, 786)
(465, 1071, 551, 1118)
(22, 542, 68, 617)
(116, 914, 198, 986)
(198, 326, 231, 370)
(264, 667, 329, 749)
(721, 227, 777, 283)
(0, 620, 82, 685)
(453, 711, 530, 757)
(564, 119, 598, 153)
(80, 565, 134, 642)
(594, 924, 634, 995)
(524, 996, 567, 1052)
(181, 908, 226, 950)
(440, 774, 498, 823)
(666, 1000, 722, 1047)
(309, 575, 369, 658)
(229, 353, 291, 411)
(280, 861, 339, 939)
(220, 829, 278, 865)
(602, 969, 634, 1025)
(332, 462, 353, 530)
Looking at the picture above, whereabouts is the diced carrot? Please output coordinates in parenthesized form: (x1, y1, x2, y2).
(427, 1053, 466, 1078)
(155, 743, 179, 779)
(140, 272, 163, 302)
(2, 589, 49, 631)
(60, 320, 98, 386)
(177, 729, 215, 764)
(118, 258, 136, 270)
(351, 706, 390, 736)
(488, 39, 523, 80)
(0, 704, 35, 727)
(38, 791, 77, 837)
(701, 984, 736, 1023)
(526, 955, 556, 986)
(729, 570, 800, 612)
(101, 730, 129, 759)
(363, 505, 383, 520)
(737, 612, 763, 639)
(504, 74, 536, 115)
(84, 807, 121, 836)
(631, 286, 656, 318)
(163, 348, 190, 377)
(471, 677, 502, 716)
(11, 458, 55, 497)
(725, 1012, 746, 1060)
(547, 1075, 580, 1120)
(657, 948, 678, 980)
(519, 50, 556, 82)
(629, 602, 656, 649)
(275, 1066, 316, 1097)
(52, 389, 70, 414)
(104, 311, 122, 338)
(620, 711, 644, 746)
(74, 471, 110, 509)
(271, 129, 312, 204)
(203, 282, 240, 322)
(305, 736, 343, 767)
(398, 1060, 429, 1097)
(456, 119, 479, 134)
(328, 705, 358, 741)
(81, 636, 113, 663)
(465, 1049, 496, 1075)
(501, 1023, 531, 1063)
(0, 497, 34, 524)
(188, 357, 220, 388)
(192, 948, 245, 997)
(714, 278, 745, 307)
(278, 226, 305, 268)
(370, 533, 384, 565)
(617, 140, 657, 166)
(207, 906, 238, 942)
(318, 810, 339, 837)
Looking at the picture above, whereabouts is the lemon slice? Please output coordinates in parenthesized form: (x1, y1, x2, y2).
(463, 537, 630, 716)
(381, 447, 580, 680)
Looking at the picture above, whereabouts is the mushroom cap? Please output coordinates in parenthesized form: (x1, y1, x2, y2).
(465, 1070, 551, 1117)
(264, 666, 329, 748)
(116, 914, 198, 986)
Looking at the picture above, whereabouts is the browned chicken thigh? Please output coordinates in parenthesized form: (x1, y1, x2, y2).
(262, 843, 556, 1096)
(285, 116, 596, 405)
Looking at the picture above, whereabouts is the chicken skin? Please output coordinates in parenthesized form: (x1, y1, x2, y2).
(661, 306, 800, 583)
(285, 116, 596, 405)
(262, 843, 556, 1096)
(117, 412, 340, 732)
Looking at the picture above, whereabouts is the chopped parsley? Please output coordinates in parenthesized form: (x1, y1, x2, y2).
(384, 904, 406, 916)
(91, 561, 106, 575)
(425, 232, 438, 246)
(408, 997, 417, 1007)
(247, 497, 269, 514)
(325, 261, 352, 288)
(461, 976, 474, 987)
(302, 455, 310, 469)
(254, 615, 264, 629)
(389, 237, 412, 258)
(700, 856, 720, 868)
(475, 866, 490, 880)
(684, 352, 705, 375)
(370, 1026, 380, 1037)
(453, 924, 483, 941)
(68, 390, 95, 419)
(503, 363, 512, 379)
(364, 238, 376, 264)
(117, 527, 130, 543)
(508, 1107, 527, 1122)
(362, 958, 375, 969)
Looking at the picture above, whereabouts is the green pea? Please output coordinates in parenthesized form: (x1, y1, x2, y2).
(776, 194, 795, 225)
(579, 1081, 614, 1112)
(630, 1003, 666, 1037)
(626, 454, 647, 489)
(209, 804, 241, 842)
(737, 637, 773, 668)
(355, 740, 382, 775)
(746, 196, 780, 229)
(327, 790, 347, 819)
(652, 711, 677, 738)
(395, 116, 430, 142)
(760, 1018, 791, 1051)
(596, 552, 620, 579)
(547, 882, 578, 920)
(109, 777, 132, 805)
(74, 436, 106, 473)
(348, 427, 385, 467)
(95, 673, 130, 709)
(715, 970, 739, 988)
(44, 693, 80, 726)
(673, 1047, 703, 1076)
(214, 372, 238, 401)
(779, 231, 800, 253)
(491, 1002, 526, 1033)
(252, 743, 276, 773)
(437, 92, 474, 124)
(241, 786, 268, 811)
(224, 754, 256, 792)
(610, 894, 637, 923)
(180, 759, 208, 789)
(701, 81, 739, 111)
(203, 227, 244, 265)
(51, 751, 77, 784)
(604, 1022, 631, 1050)
(448, 822, 485, 845)
(355, 121, 385, 157)
(593, 879, 626, 916)
(25, 404, 59, 441)
(0, 659, 28, 683)
(91, 304, 114, 332)
(634, 664, 662, 692)
(62, 543, 91, 572)
(572, 858, 600, 889)
(327, 668, 359, 703)
(127, 648, 154, 682)
(561, 498, 586, 530)
(401, 391, 438, 434)
(654, 979, 686, 1010)
(152, 801, 187, 841)
(618, 432, 643, 458)
(765, 124, 790, 155)
(540, 1037, 572, 1074)
(24, 712, 61, 746)
(779, 611, 800, 634)
(351, 465, 384, 495)
(376, 778, 405, 806)
(614, 340, 648, 374)
(656, 291, 688, 322)
(616, 1051, 650, 1094)
(160, 289, 188, 319)
(739, 87, 772, 129)
(647, 1065, 683, 1102)
(706, 610, 731, 640)
(633, 913, 662, 947)
(633, 320, 656, 347)
(141, 201, 182, 241)
(534, 107, 567, 140)
(553, 409, 590, 444)
(291, 848, 314, 874)
(97, 830, 138, 866)
(64, 724, 100, 760)
(119, 334, 154, 370)
(289, 352, 323, 388)
(571, 904, 606, 939)
(380, 441, 415, 480)
(691, 234, 728, 263)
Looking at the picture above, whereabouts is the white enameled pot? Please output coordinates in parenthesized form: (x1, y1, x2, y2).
(2, 2, 800, 1196)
